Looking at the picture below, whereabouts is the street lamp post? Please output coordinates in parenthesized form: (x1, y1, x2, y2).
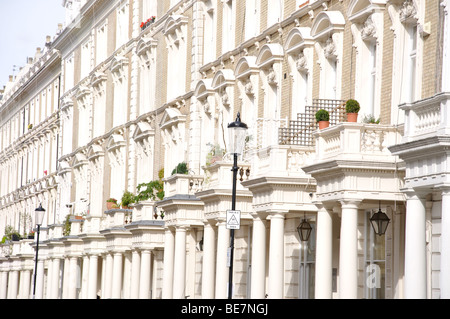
(227, 113, 248, 299)
(33, 204, 45, 299)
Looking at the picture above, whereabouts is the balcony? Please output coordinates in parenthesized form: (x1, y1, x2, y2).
(302, 122, 405, 203)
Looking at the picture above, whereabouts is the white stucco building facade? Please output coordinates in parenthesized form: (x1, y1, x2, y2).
(0, 0, 449, 299)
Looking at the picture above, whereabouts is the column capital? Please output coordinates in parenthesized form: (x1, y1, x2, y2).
(402, 188, 428, 200)
(339, 199, 362, 210)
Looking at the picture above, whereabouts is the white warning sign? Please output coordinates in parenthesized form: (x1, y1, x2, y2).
(226, 210, 241, 230)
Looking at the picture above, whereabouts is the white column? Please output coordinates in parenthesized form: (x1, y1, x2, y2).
(111, 252, 123, 299)
(268, 212, 285, 299)
(81, 255, 89, 299)
(20, 270, 31, 299)
(215, 218, 229, 299)
(201, 221, 216, 299)
(339, 200, 360, 299)
(404, 193, 427, 299)
(139, 250, 152, 299)
(104, 253, 113, 299)
(0, 271, 8, 299)
(51, 258, 61, 299)
(131, 250, 141, 299)
(162, 228, 175, 299)
(173, 226, 187, 299)
(7, 270, 19, 299)
(62, 257, 70, 298)
(250, 213, 266, 299)
(68, 257, 78, 299)
(315, 204, 333, 299)
(88, 255, 99, 299)
(46, 258, 53, 299)
(35, 259, 45, 299)
(441, 190, 450, 298)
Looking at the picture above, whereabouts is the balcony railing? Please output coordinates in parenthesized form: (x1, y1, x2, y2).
(279, 99, 346, 146)
(401, 92, 450, 143)
(314, 122, 403, 161)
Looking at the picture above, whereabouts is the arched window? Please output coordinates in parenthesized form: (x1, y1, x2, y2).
(311, 11, 345, 100)
(285, 27, 314, 120)
(348, 0, 387, 120)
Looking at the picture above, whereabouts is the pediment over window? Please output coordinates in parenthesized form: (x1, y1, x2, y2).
(311, 11, 346, 41)
(87, 143, 104, 161)
(160, 107, 186, 131)
(71, 152, 88, 170)
(163, 15, 188, 46)
(235, 56, 258, 80)
(284, 27, 314, 55)
(91, 71, 107, 88)
(110, 55, 129, 81)
(212, 69, 235, 90)
(106, 133, 126, 152)
(194, 79, 214, 101)
(256, 43, 285, 69)
(133, 121, 155, 142)
(348, 0, 387, 22)
(136, 36, 158, 66)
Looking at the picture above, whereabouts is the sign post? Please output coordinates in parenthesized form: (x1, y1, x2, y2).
(226, 210, 241, 230)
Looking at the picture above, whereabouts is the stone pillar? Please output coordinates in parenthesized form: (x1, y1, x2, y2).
(67, 257, 78, 299)
(215, 218, 229, 299)
(162, 227, 175, 299)
(20, 270, 31, 299)
(111, 252, 123, 299)
(130, 250, 141, 299)
(46, 258, 53, 299)
(81, 255, 90, 299)
(173, 226, 187, 299)
(201, 221, 215, 299)
(0, 271, 8, 299)
(35, 259, 45, 299)
(50, 258, 61, 299)
(339, 200, 360, 299)
(441, 189, 450, 298)
(7, 270, 19, 299)
(404, 192, 427, 299)
(315, 204, 333, 299)
(250, 213, 266, 299)
(268, 212, 285, 299)
(139, 250, 152, 299)
(87, 255, 99, 299)
(104, 253, 114, 299)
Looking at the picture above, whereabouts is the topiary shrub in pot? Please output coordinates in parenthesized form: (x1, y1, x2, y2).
(345, 99, 360, 122)
(315, 109, 330, 129)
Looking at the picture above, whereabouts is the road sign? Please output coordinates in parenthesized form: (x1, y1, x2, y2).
(226, 210, 241, 230)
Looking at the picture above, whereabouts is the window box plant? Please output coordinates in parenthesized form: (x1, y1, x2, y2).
(345, 99, 360, 122)
(315, 109, 330, 129)
(106, 198, 118, 210)
(121, 191, 135, 209)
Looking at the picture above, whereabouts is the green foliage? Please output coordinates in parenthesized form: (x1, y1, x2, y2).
(63, 215, 71, 237)
(2, 225, 21, 242)
(171, 162, 189, 175)
(106, 198, 118, 203)
(315, 109, 330, 122)
(345, 99, 360, 113)
(134, 168, 165, 202)
(363, 114, 380, 124)
(121, 191, 135, 207)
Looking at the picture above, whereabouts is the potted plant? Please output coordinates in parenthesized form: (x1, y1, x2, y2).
(106, 198, 118, 210)
(315, 109, 330, 129)
(345, 99, 360, 122)
(121, 191, 135, 209)
(171, 162, 189, 175)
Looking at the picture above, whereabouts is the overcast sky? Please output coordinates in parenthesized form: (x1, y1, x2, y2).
(0, 0, 66, 89)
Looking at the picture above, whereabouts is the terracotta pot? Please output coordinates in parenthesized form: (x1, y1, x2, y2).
(347, 113, 358, 122)
(106, 202, 115, 210)
(318, 121, 329, 130)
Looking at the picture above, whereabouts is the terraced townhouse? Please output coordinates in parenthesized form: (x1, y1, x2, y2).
(1, 0, 450, 299)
